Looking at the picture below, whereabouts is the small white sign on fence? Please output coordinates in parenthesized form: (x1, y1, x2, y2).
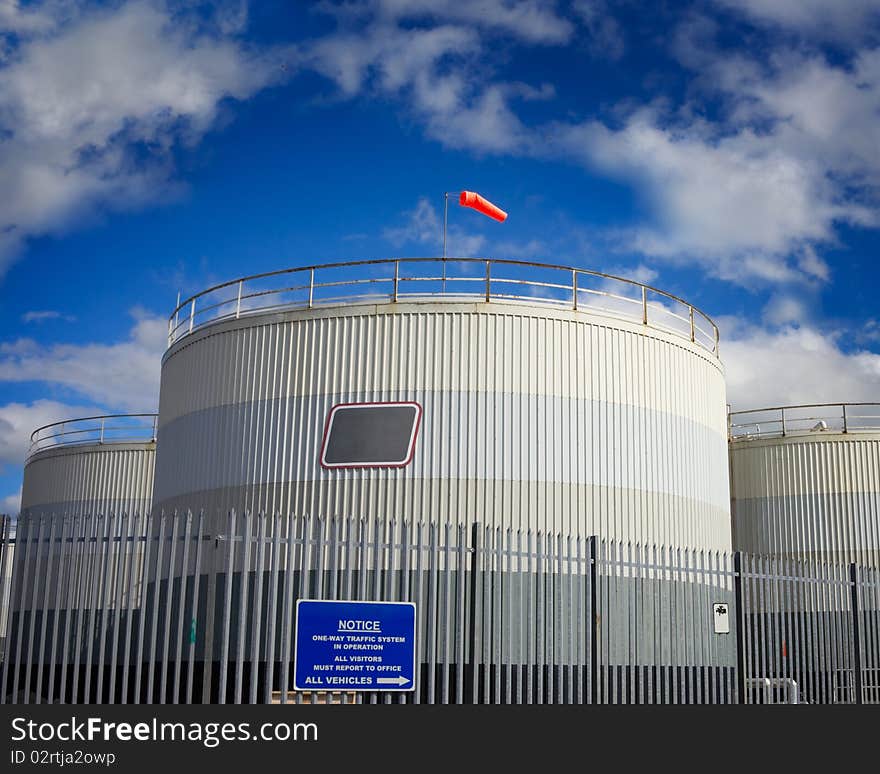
(713, 603, 730, 634)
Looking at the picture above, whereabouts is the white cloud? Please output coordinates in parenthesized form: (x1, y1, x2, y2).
(760, 293, 811, 327)
(330, 0, 574, 45)
(0, 0, 290, 273)
(702, 48, 880, 195)
(0, 398, 100, 469)
(716, 0, 880, 42)
(573, 0, 625, 60)
(491, 238, 546, 260)
(383, 196, 486, 255)
(307, 20, 478, 96)
(541, 26, 880, 286)
(0, 308, 165, 410)
(721, 317, 880, 410)
(383, 196, 441, 246)
(550, 113, 851, 284)
(860, 319, 880, 345)
(1, 486, 20, 515)
(0, 0, 58, 36)
(21, 309, 74, 323)
(603, 263, 658, 285)
(305, 19, 534, 154)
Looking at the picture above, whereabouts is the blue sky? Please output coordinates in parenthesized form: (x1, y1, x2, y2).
(1, 0, 879, 512)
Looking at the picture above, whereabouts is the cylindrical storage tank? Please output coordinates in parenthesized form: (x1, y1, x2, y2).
(6, 415, 157, 702)
(22, 414, 157, 518)
(155, 259, 731, 549)
(153, 260, 733, 700)
(729, 403, 880, 566)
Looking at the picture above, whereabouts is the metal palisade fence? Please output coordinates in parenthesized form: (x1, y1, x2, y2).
(0, 512, 878, 705)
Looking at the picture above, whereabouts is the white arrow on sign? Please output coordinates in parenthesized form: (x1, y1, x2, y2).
(376, 676, 410, 686)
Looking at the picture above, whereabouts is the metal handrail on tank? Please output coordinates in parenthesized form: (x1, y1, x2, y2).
(166, 257, 721, 357)
(728, 403, 880, 441)
(27, 414, 159, 459)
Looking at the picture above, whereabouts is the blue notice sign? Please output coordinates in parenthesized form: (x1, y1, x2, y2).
(294, 600, 417, 691)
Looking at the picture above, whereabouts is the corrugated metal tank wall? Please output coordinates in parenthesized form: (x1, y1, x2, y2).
(730, 433, 880, 566)
(16, 443, 155, 613)
(21, 443, 155, 518)
(153, 300, 731, 551)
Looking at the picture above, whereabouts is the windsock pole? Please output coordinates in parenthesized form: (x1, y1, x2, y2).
(443, 193, 448, 290)
(443, 192, 449, 261)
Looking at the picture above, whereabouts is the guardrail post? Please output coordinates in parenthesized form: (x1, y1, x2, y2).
(689, 306, 695, 342)
(308, 269, 314, 309)
(641, 286, 647, 325)
(781, 408, 786, 437)
(188, 299, 195, 333)
(393, 261, 399, 303)
(485, 261, 491, 303)
(167, 318, 173, 348)
(715, 326, 720, 358)
(850, 563, 863, 705)
(842, 404, 848, 434)
(734, 552, 746, 704)
(589, 536, 598, 704)
(235, 281, 242, 319)
(99, 418, 104, 444)
(469, 523, 480, 703)
(572, 270, 578, 311)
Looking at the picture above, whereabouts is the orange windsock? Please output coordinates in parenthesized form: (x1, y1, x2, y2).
(459, 191, 508, 222)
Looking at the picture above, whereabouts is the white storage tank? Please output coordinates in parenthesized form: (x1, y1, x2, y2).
(7, 415, 157, 701)
(153, 258, 731, 551)
(729, 403, 880, 566)
(21, 414, 157, 518)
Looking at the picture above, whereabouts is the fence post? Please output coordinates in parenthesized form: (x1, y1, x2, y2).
(849, 563, 863, 705)
(589, 536, 598, 705)
(734, 552, 746, 704)
(485, 261, 491, 302)
(469, 523, 480, 704)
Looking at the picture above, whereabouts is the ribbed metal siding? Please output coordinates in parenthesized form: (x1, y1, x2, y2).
(13, 444, 155, 630)
(730, 434, 880, 566)
(154, 301, 730, 551)
(21, 443, 155, 518)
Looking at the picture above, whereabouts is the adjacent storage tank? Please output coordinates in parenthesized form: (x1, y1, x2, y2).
(154, 258, 731, 551)
(8, 415, 157, 701)
(729, 403, 880, 566)
(21, 415, 157, 517)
